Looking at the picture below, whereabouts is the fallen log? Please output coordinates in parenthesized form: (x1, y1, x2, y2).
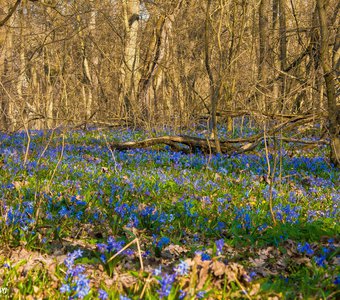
(111, 135, 237, 154)
(110, 134, 328, 155)
(110, 111, 328, 154)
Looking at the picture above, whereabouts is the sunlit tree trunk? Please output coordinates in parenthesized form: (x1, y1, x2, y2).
(120, 0, 140, 124)
(78, 1, 97, 126)
(204, 0, 221, 153)
(258, 0, 270, 112)
(317, 0, 340, 167)
(278, 0, 287, 110)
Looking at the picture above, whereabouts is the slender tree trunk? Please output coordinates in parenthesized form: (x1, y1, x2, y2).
(258, 0, 270, 112)
(120, 0, 140, 124)
(317, 0, 340, 167)
(204, 0, 221, 153)
(278, 0, 287, 106)
(78, 2, 96, 126)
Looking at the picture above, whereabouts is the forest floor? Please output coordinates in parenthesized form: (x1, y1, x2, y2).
(0, 125, 339, 299)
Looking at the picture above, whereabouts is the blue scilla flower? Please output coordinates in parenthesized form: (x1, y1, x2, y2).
(297, 243, 314, 256)
(96, 243, 108, 253)
(215, 239, 224, 256)
(60, 284, 71, 293)
(64, 249, 83, 269)
(74, 273, 91, 298)
(98, 289, 108, 300)
(157, 236, 170, 248)
(107, 236, 125, 252)
(313, 255, 326, 267)
(66, 265, 86, 279)
(157, 273, 176, 298)
(179, 290, 186, 300)
(119, 295, 131, 300)
(100, 254, 106, 263)
(196, 290, 206, 299)
(195, 251, 211, 261)
(234, 207, 252, 230)
(58, 206, 70, 218)
(244, 271, 257, 282)
(174, 260, 189, 276)
(153, 266, 162, 276)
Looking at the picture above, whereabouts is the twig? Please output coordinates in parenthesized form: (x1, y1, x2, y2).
(234, 276, 252, 300)
(107, 238, 144, 271)
(264, 123, 277, 226)
(135, 237, 144, 271)
(103, 133, 119, 173)
(139, 273, 152, 299)
(47, 133, 65, 191)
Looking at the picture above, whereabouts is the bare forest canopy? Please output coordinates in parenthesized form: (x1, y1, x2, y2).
(0, 0, 339, 165)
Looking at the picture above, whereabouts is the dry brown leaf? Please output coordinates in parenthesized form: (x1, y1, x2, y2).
(13, 180, 29, 189)
(249, 283, 261, 296)
(249, 257, 266, 268)
(295, 257, 312, 267)
(119, 273, 137, 288)
(211, 260, 226, 277)
(197, 260, 210, 289)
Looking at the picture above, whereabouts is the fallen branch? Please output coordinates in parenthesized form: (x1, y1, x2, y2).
(110, 112, 327, 154)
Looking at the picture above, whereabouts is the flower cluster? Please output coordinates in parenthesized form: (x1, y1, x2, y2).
(215, 239, 224, 256)
(297, 243, 336, 268)
(96, 236, 134, 263)
(153, 260, 190, 299)
(297, 242, 314, 256)
(60, 249, 91, 299)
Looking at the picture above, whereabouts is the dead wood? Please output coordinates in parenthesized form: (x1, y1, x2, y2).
(111, 116, 328, 155)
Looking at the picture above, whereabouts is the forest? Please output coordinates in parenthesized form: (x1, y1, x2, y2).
(0, 0, 339, 299)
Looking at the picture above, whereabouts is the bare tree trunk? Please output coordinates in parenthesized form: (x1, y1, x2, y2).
(44, 50, 54, 129)
(278, 0, 287, 110)
(258, 0, 270, 112)
(204, 0, 221, 153)
(317, 0, 340, 167)
(78, 2, 97, 126)
(272, 0, 280, 112)
(120, 0, 140, 124)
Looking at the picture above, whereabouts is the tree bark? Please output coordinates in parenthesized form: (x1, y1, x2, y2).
(317, 0, 340, 167)
(258, 0, 270, 112)
(204, 0, 221, 153)
(120, 0, 141, 124)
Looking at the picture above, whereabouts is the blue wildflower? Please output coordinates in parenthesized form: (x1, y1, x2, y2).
(64, 249, 83, 269)
(66, 265, 86, 279)
(98, 289, 108, 300)
(297, 242, 314, 256)
(157, 273, 175, 298)
(97, 243, 108, 253)
(244, 271, 257, 282)
(179, 290, 186, 299)
(215, 239, 224, 256)
(195, 250, 211, 261)
(196, 290, 206, 299)
(174, 260, 189, 276)
(314, 255, 326, 267)
(74, 273, 90, 298)
(153, 266, 162, 276)
(60, 284, 71, 293)
(100, 254, 106, 263)
(157, 236, 170, 248)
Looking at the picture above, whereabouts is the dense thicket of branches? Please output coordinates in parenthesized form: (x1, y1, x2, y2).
(0, 0, 339, 164)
